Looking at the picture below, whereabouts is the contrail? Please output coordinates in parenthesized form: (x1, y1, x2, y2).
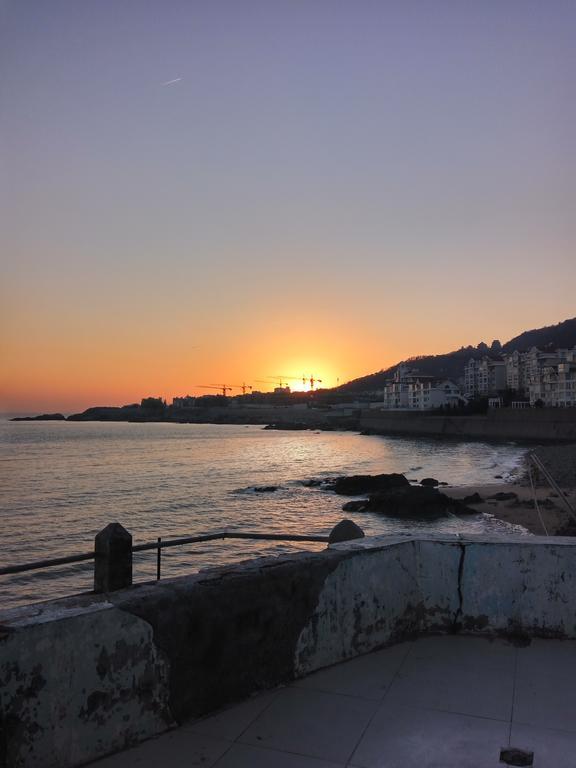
(161, 77, 182, 86)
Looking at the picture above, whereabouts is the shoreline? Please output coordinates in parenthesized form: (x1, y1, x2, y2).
(447, 444, 576, 535)
(9, 404, 576, 443)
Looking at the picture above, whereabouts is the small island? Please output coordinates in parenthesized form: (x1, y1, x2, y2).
(11, 413, 66, 422)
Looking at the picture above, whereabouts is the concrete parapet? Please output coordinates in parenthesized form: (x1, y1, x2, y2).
(2, 533, 576, 767)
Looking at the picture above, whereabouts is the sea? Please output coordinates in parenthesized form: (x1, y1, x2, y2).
(0, 419, 528, 608)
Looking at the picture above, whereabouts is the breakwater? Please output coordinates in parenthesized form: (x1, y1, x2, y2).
(3, 532, 576, 767)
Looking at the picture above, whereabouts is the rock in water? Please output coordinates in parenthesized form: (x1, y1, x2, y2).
(363, 486, 474, 520)
(328, 519, 365, 543)
(488, 492, 518, 502)
(342, 500, 369, 513)
(332, 473, 409, 496)
(420, 477, 440, 487)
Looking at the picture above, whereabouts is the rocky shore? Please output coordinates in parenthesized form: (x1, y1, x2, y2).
(315, 444, 576, 536)
(448, 443, 576, 536)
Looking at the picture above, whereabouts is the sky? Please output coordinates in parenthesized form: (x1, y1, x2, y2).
(1, 0, 575, 412)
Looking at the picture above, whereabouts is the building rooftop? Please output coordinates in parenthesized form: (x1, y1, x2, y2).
(93, 634, 575, 767)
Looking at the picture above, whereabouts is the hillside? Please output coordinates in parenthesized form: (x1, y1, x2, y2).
(337, 317, 576, 394)
(502, 317, 576, 353)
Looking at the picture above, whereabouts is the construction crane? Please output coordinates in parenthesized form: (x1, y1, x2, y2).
(229, 383, 253, 395)
(257, 375, 323, 391)
(257, 376, 297, 389)
(196, 385, 233, 397)
(302, 374, 323, 391)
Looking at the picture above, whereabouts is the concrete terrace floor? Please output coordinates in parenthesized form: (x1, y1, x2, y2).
(93, 636, 576, 768)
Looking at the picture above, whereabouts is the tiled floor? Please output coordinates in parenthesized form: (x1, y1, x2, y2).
(94, 636, 576, 767)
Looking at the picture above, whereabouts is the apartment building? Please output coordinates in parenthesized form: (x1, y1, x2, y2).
(383, 366, 463, 410)
(172, 396, 196, 408)
(504, 346, 576, 397)
(407, 379, 462, 410)
(464, 357, 506, 397)
(529, 361, 576, 407)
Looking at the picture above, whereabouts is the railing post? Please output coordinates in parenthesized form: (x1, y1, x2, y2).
(94, 523, 133, 593)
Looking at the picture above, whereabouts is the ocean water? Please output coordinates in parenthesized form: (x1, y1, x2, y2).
(0, 420, 527, 607)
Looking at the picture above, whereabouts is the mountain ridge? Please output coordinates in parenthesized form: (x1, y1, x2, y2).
(337, 317, 576, 393)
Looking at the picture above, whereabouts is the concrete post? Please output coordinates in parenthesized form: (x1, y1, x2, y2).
(94, 523, 133, 593)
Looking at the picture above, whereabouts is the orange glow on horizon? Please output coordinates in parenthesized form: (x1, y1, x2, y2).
(2, 271, 573, 414)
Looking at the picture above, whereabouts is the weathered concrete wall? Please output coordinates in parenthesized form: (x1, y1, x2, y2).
(295, 541, 421, 674)
(0, 599, 172, 768)
(459, 539, 576, 636)
(3, 533, 576, 767)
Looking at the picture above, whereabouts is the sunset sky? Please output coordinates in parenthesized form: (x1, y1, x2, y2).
(1, 1, 575, 412)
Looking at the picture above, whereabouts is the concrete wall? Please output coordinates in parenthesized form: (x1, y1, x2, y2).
(360, 407, 576, 441)
(3, 533, 576, 767)
(178, 405, 576, 440)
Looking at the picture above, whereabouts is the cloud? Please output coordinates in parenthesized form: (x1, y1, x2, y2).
(161, 77, 182, 86)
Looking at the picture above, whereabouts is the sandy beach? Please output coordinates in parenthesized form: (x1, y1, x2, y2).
(448, 443, 576, 536)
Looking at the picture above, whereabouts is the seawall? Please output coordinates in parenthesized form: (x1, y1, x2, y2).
(360, 407, 576, 442)
(3, 533, 576, 767)
(168, 405, 576, 441)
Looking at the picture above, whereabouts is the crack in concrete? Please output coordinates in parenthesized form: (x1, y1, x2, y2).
(452, 543, 466, 633)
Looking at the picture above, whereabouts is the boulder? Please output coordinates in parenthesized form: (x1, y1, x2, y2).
(328, 519, 365, 543)
(488, 492, 518, 502)
(301, 478, 328, 488)
(331, 473, 409, 496)
(341, 500, 369, 513)
(362, 486, 475, 520)
(253, 486, 278, 493)
(420, 478, 440, 487)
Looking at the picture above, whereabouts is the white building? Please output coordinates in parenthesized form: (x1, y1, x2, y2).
(382, 365, 417, 409)
(407, 379, 463, 410)
(504, 350, 529, 393)
(383, 366, 463, 410)
(504, 346, 576, 395)
(529, 361, 576, 407)
(464, 357, 506, 397)
(172, 396, 196, 408)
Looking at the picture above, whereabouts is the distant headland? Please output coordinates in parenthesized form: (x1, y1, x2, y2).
(11, 413, 66, 421)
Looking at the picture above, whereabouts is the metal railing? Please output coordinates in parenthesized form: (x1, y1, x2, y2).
(530, 452, 576, 524)
(0, 527, 332, 590)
